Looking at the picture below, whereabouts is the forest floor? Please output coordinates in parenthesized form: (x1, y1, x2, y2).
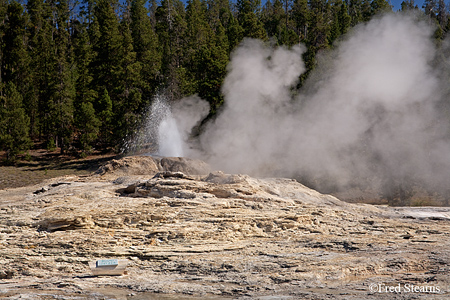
(0, 147, 118, 190)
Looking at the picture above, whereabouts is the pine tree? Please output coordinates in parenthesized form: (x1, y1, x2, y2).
(292, 0, 309, 42)
(225, 12, 244, 52)
(348, 0, 364, 26)
(96, 88, 113, 145)
(1, 1, 30, 92)
(329, 0, 342, 45)
(371, 0, 392, 16)
(155, 0, 188, 101)
(90, 0, 124, 146)
(115, 15, 143, 142)
(3, 0, 37, 143)
(184, 0, 211, 94)
(91, 0, 123, 95)
(423, 0, 437, 18)
(130, 0, 161, 98)
(262, 0, 297, 46)
(195, 23, 229, 113)
(436, 0, 447, 28)
(27, 0, 61, 149)
(262, 0, 285, 42)
(445, 15, 450, 34)
(307, 0, 331, 50)
(27, 0, 49, 139)
(338, 2, 351, 36)
(79, 0, 97, 25)
(0, 0, 8, 97)
(361, 0, 373, 22)
(0, 82, 31, 163)
(77, 101, 100, 155)
(329, 1, 351, 45)
(401, 0, 418, 11)
(206, 0, 231, 29)
(237, 0, 267, 40)
(50, 0, 76, 154)
(73, 15, 99, 152)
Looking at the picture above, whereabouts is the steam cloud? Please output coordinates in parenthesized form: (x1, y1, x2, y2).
(181, 13, 450, 197)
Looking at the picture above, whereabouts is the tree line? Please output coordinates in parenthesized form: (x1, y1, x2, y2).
(0, 0, 448, 162)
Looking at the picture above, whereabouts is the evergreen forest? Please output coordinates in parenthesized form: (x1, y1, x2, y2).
(0, 0, 449, 161)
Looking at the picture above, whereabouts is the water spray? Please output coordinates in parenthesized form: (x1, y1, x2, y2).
(125, 95, 184, 157)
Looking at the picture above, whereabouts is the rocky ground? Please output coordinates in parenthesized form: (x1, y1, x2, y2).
(0, 156, 449, 299)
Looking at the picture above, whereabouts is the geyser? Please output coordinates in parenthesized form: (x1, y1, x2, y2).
(127, 94, 209, 158)
(127, 95, 184, 157)
(152, 97, 184, 157)
(172, 13, 450, 203)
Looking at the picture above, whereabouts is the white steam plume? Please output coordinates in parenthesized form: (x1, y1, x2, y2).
(178, 13, 450, 196)
(172, 95, 210, 148)
(198, 39, 306, 174)
(156, 95, 210, 157)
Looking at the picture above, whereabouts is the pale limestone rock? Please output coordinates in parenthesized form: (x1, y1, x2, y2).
(0, 156, 449, 299)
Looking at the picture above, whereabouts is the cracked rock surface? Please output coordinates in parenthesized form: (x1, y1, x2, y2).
(0, 156, 449, 299)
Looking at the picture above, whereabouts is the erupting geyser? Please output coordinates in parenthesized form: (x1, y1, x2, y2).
(125, 95, 184, 157)
(128, 13, 450, 205)
(151, 97, 184, 157)
(125, 94, 209, 158)
(157, 110, 183, 157)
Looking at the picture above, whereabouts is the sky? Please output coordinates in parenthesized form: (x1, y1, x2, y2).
(390, 0, 424, 11)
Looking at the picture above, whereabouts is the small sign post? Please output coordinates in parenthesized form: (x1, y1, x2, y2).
(89, 259, 128, 276)
(96, 259, 118, 267)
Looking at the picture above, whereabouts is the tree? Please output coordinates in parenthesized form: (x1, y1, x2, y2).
(361, 0, 373, 22)
(27, 0, 51, 140)
(27, 0, 71, 150)
(195, 23, 229, 113)
(329, 1, 351, 45)
(225, 12, 244, 51)
(89, 0, 124, 146)
(423, 0, 437, 18)
(79, 0, 97, 25)
(155, 0, 188, 101)
(130, 0, 161, 97)
(237, 0, 267, 39)
(0, 82, 31, 162)
(73, 15, 99, 152)
(184, 0, 212, 94)
(1, 1, 30, 93)
(445, 15, 450, 34)
(206, 0, 231, 29)
(262, 0, 297, 46)
(262, 0, 283, 38)
(113, 14, 144, 142)
(436, 0, 447, 28)
(292, 0, 309, 41)
(307, 1, 331, 50)
(0, 0, 8, 97)
(50, 0, 76, 154)
(96, 88, 113, 145)
(90, 0, 123, 95)
(76, 101, 100, 155)
(371, 0, 392, 15)
(348, 0, 364, 25)
(401, 0, 418, 11)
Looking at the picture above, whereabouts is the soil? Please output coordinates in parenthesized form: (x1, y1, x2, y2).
(0, 148, 118, 190)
